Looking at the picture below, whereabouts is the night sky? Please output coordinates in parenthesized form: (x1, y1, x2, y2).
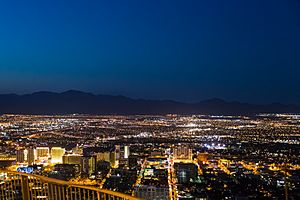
(0, 0, 300, 104)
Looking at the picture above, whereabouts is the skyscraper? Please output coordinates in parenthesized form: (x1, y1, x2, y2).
(27, 148, 35, 165)
(51, 147, 65, 164)
(81, 156, 96, 176)
(36, 147, 50, 162)
(63, 154, 82, 165)
(95, 151, 116, 167)
(128, 155, 138, 169)
(124, 146, 130, 159)
(95, 152, 110, 162)
(16, 149, 25, 163)
(174, 163, 198, 184)
(115, 145, 120, 160)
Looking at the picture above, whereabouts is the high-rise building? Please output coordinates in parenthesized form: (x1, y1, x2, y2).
(115, 145, 120, 160)
(36, 147, 50, 162)
(49, 164, 80, 180)
(95, 152, 110, 162)
(63, 154, 82, 165)
(173, 146, 192, 161)
(118, 146, 130, 167)
(110, 151, 116, 167)
(24, 149, 28, 162)
(81, 156, 96, 176)
(51, 147, 65, 164)
(174, 163, 198, 184)
(27, 148, 35, 165)
(128, 155, 138, 169)
(95, 151, 116, 167)
(124, 146, 130, 159)
(16, 149, 25, 163)
(120, 147, 124, 159)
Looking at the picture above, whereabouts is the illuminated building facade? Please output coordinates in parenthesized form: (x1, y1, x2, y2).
(115, 145, 121, 160)
(36, 147, 50, 162)
(173, 146, 192, 161)
(174, 163, 198, 184)
(95, 152, 110, 162)
(81, 156, 96, 176)
(16, 149, 25, 163)
(197, 152, 209, 162)
(95, 151, 116, 167)
(124, 146, 130, 159)
(27, 148, 35, 165)
(51, 147, 65, 164)
(63, 154, 82, 165)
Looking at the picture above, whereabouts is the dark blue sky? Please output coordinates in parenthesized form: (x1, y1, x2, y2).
(0, 0, 300, 103)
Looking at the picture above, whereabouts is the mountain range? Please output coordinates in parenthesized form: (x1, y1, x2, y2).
(0, 90, 299, 115)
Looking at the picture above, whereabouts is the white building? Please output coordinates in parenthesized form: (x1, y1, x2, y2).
(124, 146, 130, 159)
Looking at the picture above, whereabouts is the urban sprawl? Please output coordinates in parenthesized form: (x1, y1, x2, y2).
(0, 114, 299, 199)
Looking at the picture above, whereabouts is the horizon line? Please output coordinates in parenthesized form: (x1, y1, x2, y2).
(0, 89, 296, 106)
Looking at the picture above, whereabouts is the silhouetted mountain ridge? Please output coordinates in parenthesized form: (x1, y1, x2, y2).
(0, 90, 299, 115)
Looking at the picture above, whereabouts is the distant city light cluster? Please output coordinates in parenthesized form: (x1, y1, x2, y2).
(0, 114, 299, 199)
